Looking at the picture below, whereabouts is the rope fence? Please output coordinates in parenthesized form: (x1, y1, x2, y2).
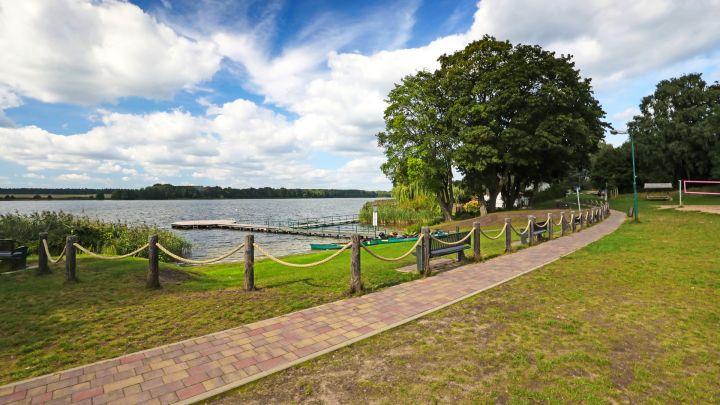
(360, 235, 424, 262)
(253, 242, 351, 268)
(32, 202, 611, 292)
(156, 242, 245, 265)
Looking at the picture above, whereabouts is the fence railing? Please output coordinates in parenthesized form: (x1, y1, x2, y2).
(36, 203, 611, 291)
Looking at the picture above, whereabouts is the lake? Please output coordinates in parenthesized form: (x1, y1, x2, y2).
(0, 198, 385, 260)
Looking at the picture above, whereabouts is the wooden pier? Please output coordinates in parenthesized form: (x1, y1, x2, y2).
(171, 216, 379, 239)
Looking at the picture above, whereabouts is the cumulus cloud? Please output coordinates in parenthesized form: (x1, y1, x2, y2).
(2, 0, 720, 188)
(0, 0, 221, 104)
(468, 0, 720, 89)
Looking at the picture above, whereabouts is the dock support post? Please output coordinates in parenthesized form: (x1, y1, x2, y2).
(147, 235, 160, 289)
(421, 227, 431, 277)
(504, 219, 512, 253)
(547, 213, 553, 240)
(65, 235, 77, 282)
(350, 234, 363, 293)
(472, 222, 481, 261)
(245, 234, 255, 291)
(38, 232, 50, 275)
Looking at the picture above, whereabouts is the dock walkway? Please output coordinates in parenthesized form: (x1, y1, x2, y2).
(171, 215, 378, 238)
(0, 212, 624, 405)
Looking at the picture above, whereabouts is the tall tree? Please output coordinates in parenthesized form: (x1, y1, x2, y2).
(440, 36, 607, 210)
(628, 73, 720, 182)
(378, 71, 456, 221)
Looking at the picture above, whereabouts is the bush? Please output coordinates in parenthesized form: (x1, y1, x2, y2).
(359, 200, 442, 228)
(463, 200, 483, 214)
(0, 211, 190, 262)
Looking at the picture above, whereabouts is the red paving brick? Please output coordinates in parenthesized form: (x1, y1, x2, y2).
(0, 210, 621, 404)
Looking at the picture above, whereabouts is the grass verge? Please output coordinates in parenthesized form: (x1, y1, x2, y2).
(211, 197, 720, 403)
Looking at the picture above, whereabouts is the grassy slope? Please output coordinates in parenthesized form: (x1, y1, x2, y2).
(212, 195, 720, 404)
(0, 215, 537, 385)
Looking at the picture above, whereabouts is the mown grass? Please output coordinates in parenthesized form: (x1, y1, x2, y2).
(213, 196, 720, 404)
(0, 215, 538, 385)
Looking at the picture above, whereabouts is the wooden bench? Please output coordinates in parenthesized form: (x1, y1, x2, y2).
(0, 239, 28, 270)
(415, 231, 471, 272)
(521, 220, 548, 245)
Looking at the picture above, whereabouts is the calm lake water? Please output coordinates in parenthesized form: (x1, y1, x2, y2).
(0, 198, 384, 260)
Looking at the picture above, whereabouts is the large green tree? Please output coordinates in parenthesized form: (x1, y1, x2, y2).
(628, 73, 720, 182)
(440, 36, 607, 210)
(590, 142, 634, 192)
(378, 71, 456, 221)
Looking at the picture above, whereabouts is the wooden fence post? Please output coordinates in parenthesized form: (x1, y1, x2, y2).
(244, 234, 255, 291)
(38, 232, 50, 275)
(146, 235, 160, 289)
(528, 215, 536, 246)
(504, 219, 512, 253)
(350, 234, 363, 292)
(65, 235, 77, 282)
(421, 227, 431, 277)
(547, 213, 553, 240)
(560, 212, 566, 236)
(571, 211, 577, 233)
(472, 222, 481, 261)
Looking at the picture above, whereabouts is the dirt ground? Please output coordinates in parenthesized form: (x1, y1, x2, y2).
(656, 204, 720, 215)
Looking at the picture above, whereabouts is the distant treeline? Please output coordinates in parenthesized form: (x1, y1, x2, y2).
(1, 184, 390, 200)
(0, 188, 113, 195)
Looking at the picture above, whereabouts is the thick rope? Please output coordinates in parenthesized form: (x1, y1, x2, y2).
(479, 223, 507, 240)
(254, 242, 351, 268)
(554, 215, 564, 227)
(429, 230, 473, 245)
(157, 242, 245, 265)
(73, 243, 149, 260)
(535, 218, 550, 228)
(511, 220, 532, 236)
(42, 239, 66, 264)
(360, 235, 424, 262)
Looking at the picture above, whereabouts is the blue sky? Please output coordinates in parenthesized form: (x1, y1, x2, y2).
(1, 0, 719, 189)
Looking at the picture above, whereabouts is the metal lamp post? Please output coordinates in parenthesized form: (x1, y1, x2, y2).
(610, 129, 639, 223)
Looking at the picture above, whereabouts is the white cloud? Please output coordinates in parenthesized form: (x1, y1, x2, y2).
(57, 173, 91, 181)
(468, 0, 720, 89)
(612, 107, 641, 124)
(3, 0, 720, 188)
(0, 0, 222, 104)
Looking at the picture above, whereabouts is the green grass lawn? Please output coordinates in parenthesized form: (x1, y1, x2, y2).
(211, 197, 720, 404)
(0, 215, 541, 385)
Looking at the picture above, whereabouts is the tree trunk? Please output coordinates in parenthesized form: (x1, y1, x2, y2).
(438, 200, 453, 222)
(486, 189, 499, 212)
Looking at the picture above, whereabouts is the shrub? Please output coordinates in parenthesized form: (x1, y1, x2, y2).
(0, 211, 190, 262)
(463, 200, 482, 214)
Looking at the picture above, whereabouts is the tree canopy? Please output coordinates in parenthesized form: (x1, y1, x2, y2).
(377, 36, 607, 214)
(628, 73, 720, 182)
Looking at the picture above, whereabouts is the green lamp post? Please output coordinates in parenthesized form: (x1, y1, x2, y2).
(610, 129, 639, 223)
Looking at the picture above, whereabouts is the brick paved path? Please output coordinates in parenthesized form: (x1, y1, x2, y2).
(0, 212, 625, 405)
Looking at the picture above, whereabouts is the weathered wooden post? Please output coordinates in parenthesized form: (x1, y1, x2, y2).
(547, 213, 554, 240)
(38, 232, 50, 275)
(526, 216, 535, 246)
(244, 234, 255, 291)
(571, 211, 577, 233)
(559, 212, 566, 237)
(504, 218, 512, 253)
(421, 227, 431, 276)
(350, 234, 363, 292)
(472, 222, 481, 261)
(65, 235, 77, 282)
(147, 235, 160, 289)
